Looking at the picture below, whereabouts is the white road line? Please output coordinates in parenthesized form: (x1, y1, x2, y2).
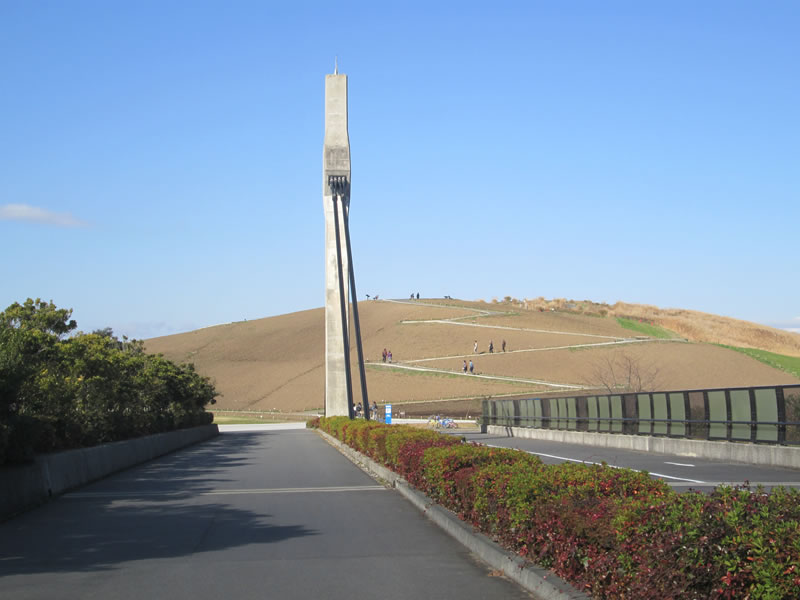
(64, 486, 386, 499)
(664, 461, 695, 467)
(484, 443, 707, 484)
(648, 471, 706, 484)
(666, 482, 800, 488)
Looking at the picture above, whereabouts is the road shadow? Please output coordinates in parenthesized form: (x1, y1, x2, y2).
(0, 431, 319, 576)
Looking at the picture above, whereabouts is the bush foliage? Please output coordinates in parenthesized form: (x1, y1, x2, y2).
(314, 416, 800, 599)
(0, 299, 216, 465)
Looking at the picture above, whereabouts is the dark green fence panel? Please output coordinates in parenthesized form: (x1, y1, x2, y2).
(755, 388, 778, 443)
(587, 396, 598, 431)
(730, 389, 751, 441)
(610, 395, 623, 432)
(598, 396, 610, 431)
(653, 393, 668, 435)
(549, 398, 559, 429)
(566, 397, 577, 430)
(497, 400, 509, 426)
(669, 392, 686, 437)
(533, 398, 543, 428)
(637, 394, 651, 435)
(519, 398, 531, 427)
(708, 391, 727, 440)
(556, 397, 567, 429)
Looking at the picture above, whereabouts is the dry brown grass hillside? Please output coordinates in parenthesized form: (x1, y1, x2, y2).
(145, 298, 800, 416)
(507, 296, 800, 357)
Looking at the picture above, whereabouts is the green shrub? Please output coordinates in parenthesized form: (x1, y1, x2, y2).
(0, 299, 217, 464)
(318, 418, 800, 598)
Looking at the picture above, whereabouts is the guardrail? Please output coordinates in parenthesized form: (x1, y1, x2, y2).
(482, 384, 800, 445)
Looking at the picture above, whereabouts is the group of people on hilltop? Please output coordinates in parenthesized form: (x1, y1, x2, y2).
(381, 348, 392, 363)
(473, 339, 507, 354)
(409, 292, 420, 300)
(464, 338, 508, 375)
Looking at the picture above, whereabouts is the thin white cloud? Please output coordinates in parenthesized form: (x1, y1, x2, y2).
(0, 203, 88, 227)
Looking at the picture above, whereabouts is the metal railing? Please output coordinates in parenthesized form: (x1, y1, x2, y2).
(482, 384, 800, 445)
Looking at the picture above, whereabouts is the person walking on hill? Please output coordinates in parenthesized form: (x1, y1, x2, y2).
(489, 340, 494, 354)
(469, 360, 474, 374)
(462, 360, 467, 373)
(388, 350, 393, 363)
(502, 339, 506, 352)
(473, 340, 478, 354)
(382, 348, 387, 363)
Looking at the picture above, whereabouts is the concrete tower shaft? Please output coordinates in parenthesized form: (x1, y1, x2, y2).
(323, 72, 352, 417)
(323, 74, 350, 195)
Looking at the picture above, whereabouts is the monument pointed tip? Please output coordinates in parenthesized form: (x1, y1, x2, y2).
(334, 56, 338, 75)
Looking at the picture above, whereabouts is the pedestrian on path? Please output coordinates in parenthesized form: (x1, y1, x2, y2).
(388, 350, 393, 363)
(473, 340, 478, 353)
(502, 339, 506, 352)
(469, 360, 474, 374)
(462, 360, 467, 373)
(489, 340, 494, 353)
(382, 348, 387, 362)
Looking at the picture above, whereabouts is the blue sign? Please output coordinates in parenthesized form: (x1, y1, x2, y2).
(384, 404, 392, 424)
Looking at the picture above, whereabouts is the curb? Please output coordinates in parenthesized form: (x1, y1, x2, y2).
(316, 429, 588, 600)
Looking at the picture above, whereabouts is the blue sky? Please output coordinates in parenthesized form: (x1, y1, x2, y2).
(2, 1, 798, 339)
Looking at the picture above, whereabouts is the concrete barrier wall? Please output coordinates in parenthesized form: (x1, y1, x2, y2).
(487, 425, 800, 469)
(0, 424, 219, 521)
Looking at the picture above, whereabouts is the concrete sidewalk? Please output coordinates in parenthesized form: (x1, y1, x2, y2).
(0, 427, 540, 600)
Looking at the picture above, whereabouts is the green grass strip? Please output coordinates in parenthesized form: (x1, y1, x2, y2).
(717, 345, 800, 378)
(616, 317, 675, 339)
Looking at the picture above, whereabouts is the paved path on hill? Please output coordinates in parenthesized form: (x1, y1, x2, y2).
(0, 427, 533, 600)
(370, 361, 586, 390)
(376, 299, 685, 392)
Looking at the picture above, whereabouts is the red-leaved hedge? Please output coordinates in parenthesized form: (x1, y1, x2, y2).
(310, 416, 800, 599)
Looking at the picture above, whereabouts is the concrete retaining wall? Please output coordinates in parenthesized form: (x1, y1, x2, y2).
(487, 425, 800, 469)
(0, 424, 219, 520)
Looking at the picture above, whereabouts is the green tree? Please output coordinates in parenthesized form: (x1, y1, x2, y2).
(0, 299, 216, 464)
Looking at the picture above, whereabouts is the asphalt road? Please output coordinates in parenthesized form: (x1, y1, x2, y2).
(458, 431, 800, 494)
(0, 428, 533, 600)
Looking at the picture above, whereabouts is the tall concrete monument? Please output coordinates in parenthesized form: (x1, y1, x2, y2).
(323, 64, 369, 418)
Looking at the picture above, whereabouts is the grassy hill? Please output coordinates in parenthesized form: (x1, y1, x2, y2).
(144, 298, 800, 417)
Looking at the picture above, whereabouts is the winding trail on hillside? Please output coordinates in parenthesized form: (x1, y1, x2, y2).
(374, 298, 685, 392)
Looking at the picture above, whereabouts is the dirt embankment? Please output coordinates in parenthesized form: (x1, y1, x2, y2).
(146, 298, 800, 415)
